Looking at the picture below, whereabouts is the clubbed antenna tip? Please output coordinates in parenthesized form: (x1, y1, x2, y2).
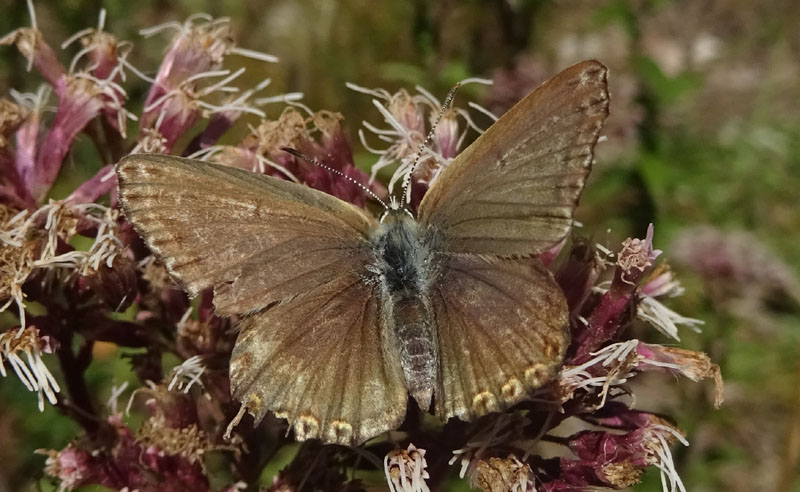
(401, 83, 461, 206)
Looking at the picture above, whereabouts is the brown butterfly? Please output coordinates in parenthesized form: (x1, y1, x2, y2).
(116, 60, 609, 446)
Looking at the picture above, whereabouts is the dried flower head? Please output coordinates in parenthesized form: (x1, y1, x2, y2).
(474, 456, 535, 492)
(615, 223, 662, 290)
(138, 412, 213, 465)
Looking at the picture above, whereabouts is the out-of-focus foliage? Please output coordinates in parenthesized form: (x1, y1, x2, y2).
(0, 1, 798, 491)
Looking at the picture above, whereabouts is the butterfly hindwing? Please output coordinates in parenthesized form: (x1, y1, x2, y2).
(431, 254, 568, 420)
(229, 270, 407, 446)
(418, 60, 609, 256)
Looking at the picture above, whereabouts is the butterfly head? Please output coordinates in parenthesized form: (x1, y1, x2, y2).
(381, 195, 414, 223)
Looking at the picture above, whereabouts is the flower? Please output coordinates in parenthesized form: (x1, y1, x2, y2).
(202, 106, 380, 207)
(564, 418, 689, 492)
(137, 15, 278, 152)
(0, 326, 59, 411)
(3, 7, 136, 203)
(349, 79, 493, 207)
(40, 413, 214, 492)
(558, 339, 722, 409)
(385, 443, 431, 492)
(565, 224, 700, 363)
(637, 343, 724, 408)
(168, 353, 207, 394)
(39, 444, 93, 492)
(3, 87, 48, 210)
(0, 204, 37, 329)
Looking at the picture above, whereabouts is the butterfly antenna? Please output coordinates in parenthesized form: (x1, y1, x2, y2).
(281, 147, 388, 209)
(401, 83, 460, 206)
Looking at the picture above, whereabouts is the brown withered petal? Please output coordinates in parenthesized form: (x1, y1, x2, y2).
(639, 344, 724, 408)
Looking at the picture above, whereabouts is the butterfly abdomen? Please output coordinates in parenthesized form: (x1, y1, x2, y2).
(371, 210, 440, 411)
(391, 295, 437, 411)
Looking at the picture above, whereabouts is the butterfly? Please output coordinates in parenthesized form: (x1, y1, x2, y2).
(116, 59, 609, 446)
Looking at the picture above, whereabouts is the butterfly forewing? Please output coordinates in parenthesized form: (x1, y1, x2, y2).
(418, 60, 609, 256)
(117, 155, 407, 445)
(116, 154, 375, 315)
(430, 255, 568, 420)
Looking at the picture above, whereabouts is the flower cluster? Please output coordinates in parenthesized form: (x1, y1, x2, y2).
(440, 229, 722, 492)
(0, 4, 720, 492)
(349, 78, 493, 209)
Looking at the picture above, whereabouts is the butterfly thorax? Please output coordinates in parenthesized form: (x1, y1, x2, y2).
(370, 209, 440, 412)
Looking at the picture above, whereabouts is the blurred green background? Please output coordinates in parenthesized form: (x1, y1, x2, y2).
(0, 0, 798, 491)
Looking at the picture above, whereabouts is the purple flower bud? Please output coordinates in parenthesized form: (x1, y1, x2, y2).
(388, 89, 426, 136)
(139, 18, 276, 152)
(66, 27, 131, 136)
(0, 99, 35, 209)
(433, 110, 460, 160)
(33, 76, 120, 202)
(568, 291, 635, 365)
(81, 255, 138, 312)
(66, 165, 116, 205)
(564, 419, 687, 490)
(12, 89, 46, 207)
(300, 112, 375, 207)
(554, 239, 601, 318)
(140, 89, 201, 152)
